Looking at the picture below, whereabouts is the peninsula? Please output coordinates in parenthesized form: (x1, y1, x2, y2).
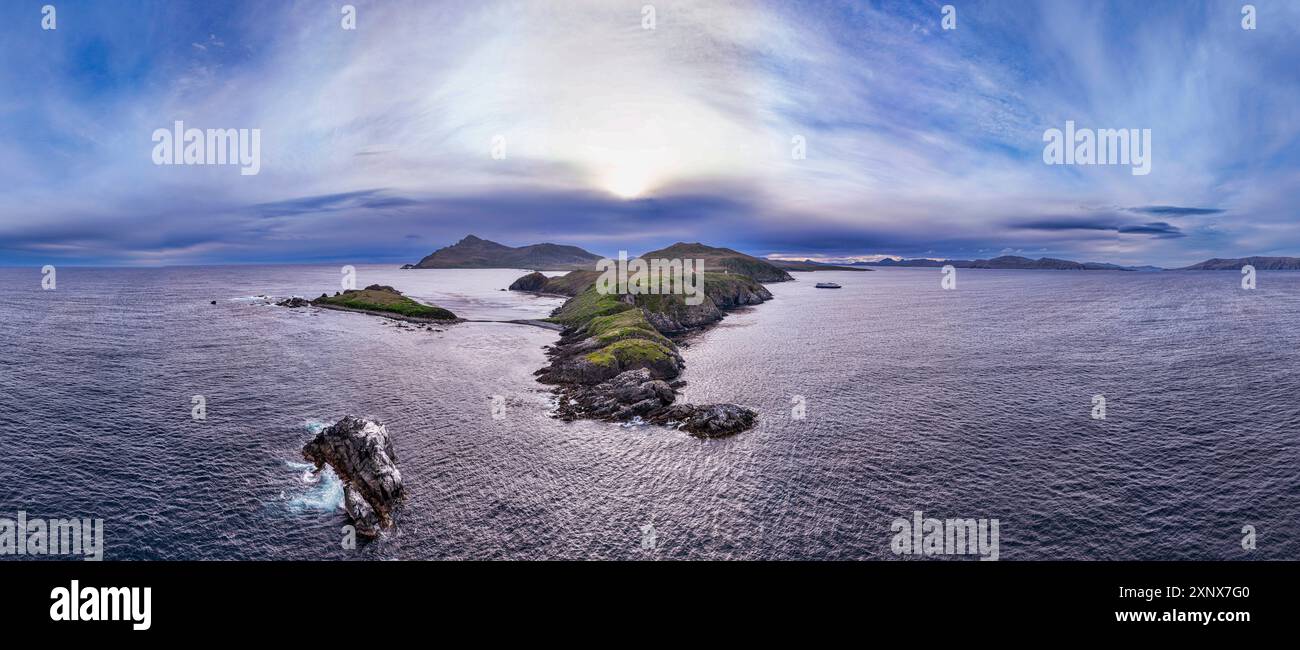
(510, 243, 790, 437)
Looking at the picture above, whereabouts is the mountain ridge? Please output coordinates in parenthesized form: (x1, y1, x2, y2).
(1177, 256, 1300, 270)
(859, 255, 1162, 271)
(407, 235, 603, 270)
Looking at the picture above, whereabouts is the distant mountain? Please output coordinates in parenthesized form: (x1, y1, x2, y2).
(1080, 262, 1164, 272)
(969, 255, 1086, 270)
(863, 255, 1160, 271)
(769, 258, 872, 272)
(407, 235, 603, 270)
(638, 242, 794, 282)
(1177, 256, 1300, 270)
(861, 258, 952, 268)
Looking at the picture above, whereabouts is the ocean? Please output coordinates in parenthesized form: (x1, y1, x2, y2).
(2, 265, 1297, 560)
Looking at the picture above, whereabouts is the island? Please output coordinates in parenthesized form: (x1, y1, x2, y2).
(405, 234, 603, 270)
(280, 284, 459, 323)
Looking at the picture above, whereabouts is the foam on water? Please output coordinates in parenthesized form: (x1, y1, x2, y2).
(283, 461, 344, 513)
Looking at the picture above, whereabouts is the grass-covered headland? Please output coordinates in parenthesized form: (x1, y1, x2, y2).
(513, 249, 777, 437)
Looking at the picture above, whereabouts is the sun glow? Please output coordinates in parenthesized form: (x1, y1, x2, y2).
(601, 163, 656, 199)
(584, 125, 674, 200)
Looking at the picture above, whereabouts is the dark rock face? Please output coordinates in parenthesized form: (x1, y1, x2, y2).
(555, 369, 757, 437)
(508, 271, 550, 292)
(555, 369, 675, 420)
(649, 403, 757, 438)
(302, 416, 404, 537)
(640, 283, 772, 333)
(276, 297, 310, 308)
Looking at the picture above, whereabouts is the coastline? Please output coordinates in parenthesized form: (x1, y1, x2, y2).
(518, 269, 780, 437)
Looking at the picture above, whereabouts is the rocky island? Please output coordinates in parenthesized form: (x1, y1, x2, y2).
(302, 416, 404, 538)
(281, 284, 459, 323)
(512, 243, 787, 437)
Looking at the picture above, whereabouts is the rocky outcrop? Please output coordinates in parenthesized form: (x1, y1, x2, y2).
(302, 416, 404, 537)
(536, 318, 683, 386)
(276, 296, 311, 308)
(641, 278, 772, 333)
(522, 264, 769, 437)
(553, 368, 757, 438)
(648, 403, 757, 438)
(554, 369, 676, 420)
(508, 271, 550, 292)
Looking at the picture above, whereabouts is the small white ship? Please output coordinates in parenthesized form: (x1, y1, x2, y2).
(815, 282, 842, 289)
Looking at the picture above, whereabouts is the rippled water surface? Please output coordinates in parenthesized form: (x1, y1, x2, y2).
(2, 265, 1297, 559)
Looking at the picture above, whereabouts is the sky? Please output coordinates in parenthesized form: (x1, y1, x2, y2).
(1, 0, 1298, 268)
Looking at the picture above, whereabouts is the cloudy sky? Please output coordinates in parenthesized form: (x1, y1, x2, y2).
(2, 0, 1298, 267)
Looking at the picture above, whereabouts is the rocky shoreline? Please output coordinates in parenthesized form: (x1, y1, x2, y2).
(515, 267, 777, 437)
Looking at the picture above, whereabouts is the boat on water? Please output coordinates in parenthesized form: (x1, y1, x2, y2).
(815, 282, 842, 289)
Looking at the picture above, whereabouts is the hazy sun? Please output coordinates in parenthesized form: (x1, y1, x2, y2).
(583, 121, 675, 200)
(602, 164, 655, 199)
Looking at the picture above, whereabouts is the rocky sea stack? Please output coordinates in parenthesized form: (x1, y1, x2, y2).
(302, 416, 404, 538)
(508, 271, 550, 292)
